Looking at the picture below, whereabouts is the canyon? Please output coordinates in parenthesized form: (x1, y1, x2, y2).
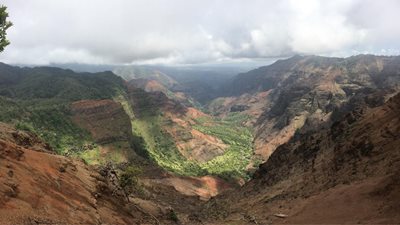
(0, 55, 399, 224)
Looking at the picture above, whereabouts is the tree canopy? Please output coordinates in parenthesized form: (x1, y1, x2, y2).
(0, 5, 12, 52)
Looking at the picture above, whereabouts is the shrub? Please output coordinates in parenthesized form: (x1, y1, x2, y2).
(119, 165, 142, 188)
(15, 121, 34, 132)
(168, 209, 179, 222)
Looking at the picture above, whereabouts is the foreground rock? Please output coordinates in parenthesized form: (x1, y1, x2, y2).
(0, 123, 169, 224)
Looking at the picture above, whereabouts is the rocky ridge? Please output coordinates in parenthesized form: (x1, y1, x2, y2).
(202, 93, 400, 224)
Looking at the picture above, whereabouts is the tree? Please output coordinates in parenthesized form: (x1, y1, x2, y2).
(0, 5, 12, 52)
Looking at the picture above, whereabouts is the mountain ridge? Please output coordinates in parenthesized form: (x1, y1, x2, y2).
(209, 54, 400, 163)
(201, 92, 400, 224)
(0, 54, 400, 224)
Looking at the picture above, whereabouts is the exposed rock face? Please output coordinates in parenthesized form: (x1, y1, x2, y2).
(0, 56, 399, 224)
(132, 78, 169, 93)
(71, 99, 133, 145)
(144, 175, 232, 202)
(203, 93, 400, 224)
(254, 93, 400, 189)
(222, 55, 400, 160)
(127, 86, 228, 163)
(208, 91, 270, 125)
(127, 85, 187, 118)
(0, 123, 53, 153)
(69, 99, 137, 164)
(128, 78, 200, 108)
(0, 122, 224, 225)
(228, 55, 400, 96)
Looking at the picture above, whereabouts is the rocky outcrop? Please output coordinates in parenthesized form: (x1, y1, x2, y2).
(222, 55, 400, 161)
(0, 122, 222, 225)
(207, 91, 270, 126)
(71, 99, 133, 145)
(126, 86, 229, 163)
(0, 123, 154, 224)
(202, 93, 400, 224)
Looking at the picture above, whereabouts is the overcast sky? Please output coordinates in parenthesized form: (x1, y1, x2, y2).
(0, 0, 399, 65)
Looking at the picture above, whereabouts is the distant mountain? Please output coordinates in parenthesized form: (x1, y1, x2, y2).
(113, 66, 178, 88)
(113, 66, 201, 107)
(226, 54, 400, 96)
(49, 63, 116, 73)
(0, 63, 124, 101)
(33, 63, 249, 104)
(211, 55, 400, 161)
(113, 65, 241, 104)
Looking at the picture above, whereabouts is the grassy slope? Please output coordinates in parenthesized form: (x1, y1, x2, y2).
(194, 113, 254, 180)
(116, 94, 205, 176)
(0, 97, 91, 154)
(117, 93, 254, 180)
(78, 141, 130, 165)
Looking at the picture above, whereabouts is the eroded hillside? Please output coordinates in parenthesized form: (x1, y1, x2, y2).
(0, 122, 148, 224)
(0, 63, 255, 183)
(1, 55, 400, 224)
(0, 122, 234, 224)
(117, 85, 254, 181)
(201, 93, 400, 224)
(211, 55, 400, 162)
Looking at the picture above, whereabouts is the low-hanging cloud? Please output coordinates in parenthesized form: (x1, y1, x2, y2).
(0, 0, 399, 65)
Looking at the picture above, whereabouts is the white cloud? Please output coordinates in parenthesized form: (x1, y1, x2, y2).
(0, 0, 399, 65)
(287, 1, 367, 54)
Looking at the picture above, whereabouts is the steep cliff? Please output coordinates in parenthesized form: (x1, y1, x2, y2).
(202, 93, 400, 224)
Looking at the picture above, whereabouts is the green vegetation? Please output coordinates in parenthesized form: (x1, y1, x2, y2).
(118, 164, 147, 197)
(118, 91, 254, 180)
(0, 97, 91, 154)
(168, 209, 179, 222)
(0, 64, 255, 181)
(74, 141, 131, 165)
(0, 4, 12, 52)
(119, 165, 142, 188)
(0, 96, 25, 122)
(0, 69, 124, 101)
(194, 113, 254, 180)
(0, 65, 125, 154)
(79, 146, 101, 164)
(26, 103, 90, 152)
(132, 116, 206, 175)
(116, 94, 206, 176)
